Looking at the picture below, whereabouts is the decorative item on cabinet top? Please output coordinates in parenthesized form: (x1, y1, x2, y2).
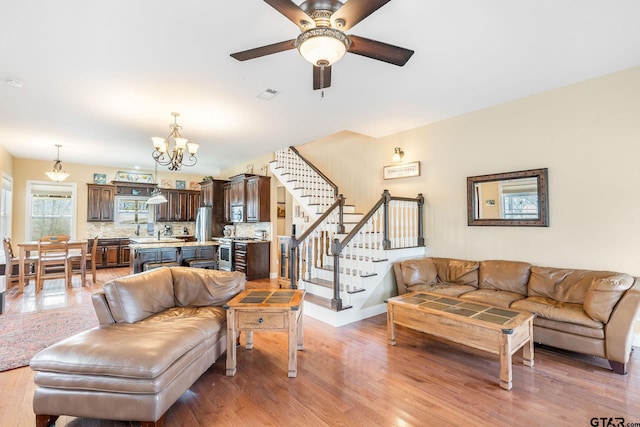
(93, 174, 107, 184)
(116, 171, 154, 183)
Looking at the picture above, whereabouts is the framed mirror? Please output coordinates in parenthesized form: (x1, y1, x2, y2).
(467, 168, 549, 226)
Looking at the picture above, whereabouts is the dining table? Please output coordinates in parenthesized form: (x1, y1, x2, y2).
(17, 240, 87, 293)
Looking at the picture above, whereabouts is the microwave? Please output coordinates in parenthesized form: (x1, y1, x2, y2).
(230, 206, 244, 222)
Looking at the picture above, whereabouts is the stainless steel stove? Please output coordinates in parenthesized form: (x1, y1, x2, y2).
(216, 234, 266, 271)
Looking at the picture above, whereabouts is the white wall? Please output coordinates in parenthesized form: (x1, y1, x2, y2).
(298, 66, 640, 276)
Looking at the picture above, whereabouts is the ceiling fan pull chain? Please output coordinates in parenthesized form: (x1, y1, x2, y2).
(319, 61, 326, 98)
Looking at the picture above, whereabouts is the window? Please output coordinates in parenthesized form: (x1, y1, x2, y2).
(0, 173, 13, 263)
(27, 181, 77, 241)
(115, 196, 149, 226)
(1, 173, 12, 239)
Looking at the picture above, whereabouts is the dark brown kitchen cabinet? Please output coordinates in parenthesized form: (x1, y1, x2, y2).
(233, 241, 269, 280)
(229, 175, 246, 206)
(89, 238, 130, 268)
(246, 175, 270, 222)
(155, 189, 200, 222)
(87, 184, 115, 222)
(223, 182, 231, 223)
(226, 174, 270, 223)
(187, 192, 200, 221)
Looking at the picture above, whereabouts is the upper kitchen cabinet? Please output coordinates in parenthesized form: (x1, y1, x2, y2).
(156, 189, 200, 222)
(246, 175, 270, 222)
(87, 184, 115, 222)
(227, 174, 270, 223)
(200, 179, 228, 233)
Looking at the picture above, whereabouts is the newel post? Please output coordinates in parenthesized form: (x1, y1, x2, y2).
(330, 238, 343, 311)
(417, 193, 425, 246)
(288, 225, 298, 289)
(382, 189, 391, 250)
(337, 194, 345, 234)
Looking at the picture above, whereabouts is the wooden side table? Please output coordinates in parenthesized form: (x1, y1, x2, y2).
(224, 289, 305, 378)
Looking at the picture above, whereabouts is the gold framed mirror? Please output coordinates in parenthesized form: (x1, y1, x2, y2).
(467, 168, 549, 226)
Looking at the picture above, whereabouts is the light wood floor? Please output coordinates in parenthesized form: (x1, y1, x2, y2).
(1, 268, 639, 426)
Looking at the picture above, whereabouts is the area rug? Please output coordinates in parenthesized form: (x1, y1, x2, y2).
(0, 304, 99, 372)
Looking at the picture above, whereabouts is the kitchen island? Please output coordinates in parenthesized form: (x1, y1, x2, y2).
(129, 240, 219, 274)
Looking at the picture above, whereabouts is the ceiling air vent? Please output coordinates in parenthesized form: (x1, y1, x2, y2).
(257, 88, 281, 100)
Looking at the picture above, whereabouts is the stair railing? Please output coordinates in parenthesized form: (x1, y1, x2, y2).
(328, 190, 424, 309)
(275, 147, 340, 216)
(288, 189, 424, 310)
(288, 195, 345, 289)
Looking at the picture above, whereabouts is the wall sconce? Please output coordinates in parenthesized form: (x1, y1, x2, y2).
(392, 147, 404, 162)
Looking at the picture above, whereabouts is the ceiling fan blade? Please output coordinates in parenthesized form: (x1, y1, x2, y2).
(348, 35, 414, 66)
(331, 0, 391, 31)
(313, 64, 332, 90)
(230, 40, 296, 61)
(264, 0, 315, 30)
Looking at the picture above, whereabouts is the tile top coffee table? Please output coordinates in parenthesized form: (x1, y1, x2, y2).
(224, 289, 305, 378)
(386, 292, 535, 390)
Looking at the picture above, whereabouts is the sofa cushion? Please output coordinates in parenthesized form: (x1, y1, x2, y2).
(399, 258, 438, 288)
(143, 306, 227, 339)
(431, 257, 479, 287)
(527, 267, 618, 304)
(511, 296, 602, 329)
(533, 317, 605, 340)
(30, 322, 206, 379)
(103, 267, 175, 323)
(479, 260, 531, 295)
(583, 274, 634, 323)
(460, 289, 526, 308)
(406, 282, 476, 298)
(172, 267, 246, 307)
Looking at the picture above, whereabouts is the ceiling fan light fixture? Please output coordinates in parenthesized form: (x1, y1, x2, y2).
(295, 27, 351, 66)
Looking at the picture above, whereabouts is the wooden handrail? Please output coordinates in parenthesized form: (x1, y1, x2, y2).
(289, 146, 339, 199)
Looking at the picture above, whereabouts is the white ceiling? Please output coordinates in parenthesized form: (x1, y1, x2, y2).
(1, 0, 639, 176)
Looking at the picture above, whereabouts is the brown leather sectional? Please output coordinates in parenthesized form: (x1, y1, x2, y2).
(30, 267, 245, 427)
(393, 257, 640, 374)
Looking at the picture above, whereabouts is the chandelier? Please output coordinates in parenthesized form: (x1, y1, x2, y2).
(151, 112, 199, 171)
(45, 144, 70, 182)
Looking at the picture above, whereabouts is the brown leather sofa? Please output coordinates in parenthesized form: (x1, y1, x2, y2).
(30, 267, 245, 427)
(393, 257, 640, 374)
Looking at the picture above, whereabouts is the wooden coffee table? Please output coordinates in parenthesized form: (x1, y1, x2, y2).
(224, 289, 305, 378)
(387, 292, 535, 390)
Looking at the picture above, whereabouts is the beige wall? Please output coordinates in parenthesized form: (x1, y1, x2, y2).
(295, 66, 640, 276)
(10, 159, 202, 244)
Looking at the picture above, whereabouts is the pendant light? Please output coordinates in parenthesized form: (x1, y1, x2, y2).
(147, 161, 167, 205)
(45, 144, 70, 182)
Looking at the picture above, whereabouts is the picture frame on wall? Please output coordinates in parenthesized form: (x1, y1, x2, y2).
(160, 179, 171, 188)
(176, 180, 186, 189)
(383, 161, 421, 180)
(93, 173, 107, 184)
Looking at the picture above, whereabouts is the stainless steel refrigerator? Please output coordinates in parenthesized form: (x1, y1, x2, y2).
(195, 207, 213, 241)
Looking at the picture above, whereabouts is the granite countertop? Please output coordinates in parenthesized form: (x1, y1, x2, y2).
(129, 240, 220, 249)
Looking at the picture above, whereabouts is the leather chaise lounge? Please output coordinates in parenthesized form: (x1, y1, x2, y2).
(393, 257, 640, 374)
(30, 266, 245, 426)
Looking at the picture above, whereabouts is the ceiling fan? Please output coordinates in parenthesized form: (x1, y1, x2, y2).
(230, 0, 414, 90)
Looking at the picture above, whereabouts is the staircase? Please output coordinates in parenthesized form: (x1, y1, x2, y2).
(270, 147, 426, 326)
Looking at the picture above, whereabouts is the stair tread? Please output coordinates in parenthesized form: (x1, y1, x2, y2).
(304, 293, 352, 311)
(306, 276, 367, 293)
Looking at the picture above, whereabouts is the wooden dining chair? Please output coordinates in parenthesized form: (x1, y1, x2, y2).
(36, 235, 71, 292)
(68, 236, 98, 284)
(3, 236, 38, 289)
